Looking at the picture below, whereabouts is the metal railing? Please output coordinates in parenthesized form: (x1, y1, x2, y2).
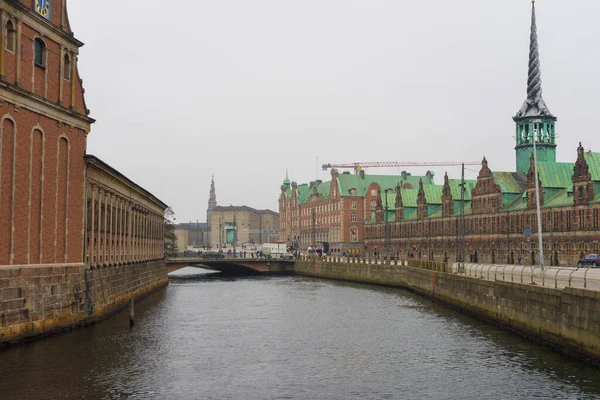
(452, 263, 600, 290)
(298, 255, 600, 291)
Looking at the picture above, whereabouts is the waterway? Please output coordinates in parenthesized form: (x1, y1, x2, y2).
(1, 267, 600, 400)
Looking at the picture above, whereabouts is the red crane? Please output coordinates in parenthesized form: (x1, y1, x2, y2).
(321, 161, 481, 175)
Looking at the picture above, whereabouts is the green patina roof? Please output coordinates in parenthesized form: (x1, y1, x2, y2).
(380, 191, 396, 208)
(296, 184, 312, 204)
(427, 207, 443, 219)
(423, 185, 443, 205)
(492, 172, 526, 194)
(537, 162, 574, 188)
(543, 190, 573, 208)
(400, 189, 418, 208)
(337, 173, 433, 198)
(451, 202, 472, 217)
(503, 195, 527, 212)
(404, 208, 418, 221)
(448, 179, 477, 201)
(585, 152, 600, 181)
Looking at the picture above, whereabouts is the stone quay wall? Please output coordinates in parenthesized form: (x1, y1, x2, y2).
(0, 260, 167, 344)
(296, 259, 600, 363)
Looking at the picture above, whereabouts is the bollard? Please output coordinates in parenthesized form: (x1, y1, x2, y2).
(129, 298, 135, 328)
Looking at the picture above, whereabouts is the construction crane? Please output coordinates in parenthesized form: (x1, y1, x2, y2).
(321, 161, 481, 175)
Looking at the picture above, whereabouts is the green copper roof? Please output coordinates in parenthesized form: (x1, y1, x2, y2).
(492, 172, 526, 194)
(400, 189, 418, 207)
(585, 152, 600, 181)
(503, 195, 527, 212)
(296, 184, 311, 204)
(337, 173, 433, 198)
(542, 190, 573, 208)
(427, 207, 443, 219)
(448, 179, 477, 201)
(451, 202, 472, 217)
(537, 162, 574, 188)
(423, 185, 443, 205)
(404, 208, 417, 221)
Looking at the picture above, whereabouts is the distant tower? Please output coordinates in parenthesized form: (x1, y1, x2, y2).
(207, 174, 217, 225)
(283, 170, 291, 189)
(514, 0, 557, 175)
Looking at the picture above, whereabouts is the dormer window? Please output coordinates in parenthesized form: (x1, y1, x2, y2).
(34, 38, 45, 67)
(6, 21, 15, 52)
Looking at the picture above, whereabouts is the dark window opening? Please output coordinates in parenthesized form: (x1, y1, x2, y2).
(6, 21, 15, 52)
(34, 38, 45, 67)
(63, 54, 71, 80)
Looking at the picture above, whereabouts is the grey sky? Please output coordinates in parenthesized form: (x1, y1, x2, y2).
(69, 0, 600, 223)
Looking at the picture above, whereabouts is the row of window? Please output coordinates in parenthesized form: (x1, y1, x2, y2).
(5, 20, 72, 80)
(366, 208, 600, 239)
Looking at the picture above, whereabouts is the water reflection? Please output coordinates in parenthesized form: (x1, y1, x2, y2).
(0, 277, 599, 400)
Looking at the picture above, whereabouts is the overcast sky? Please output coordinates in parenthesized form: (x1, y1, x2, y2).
(68, 0, 600, 223)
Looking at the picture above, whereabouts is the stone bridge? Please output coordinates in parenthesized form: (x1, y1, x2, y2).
(166, 257, 295, 275)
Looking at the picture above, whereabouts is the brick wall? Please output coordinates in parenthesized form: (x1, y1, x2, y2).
(0, 261, 167, 344)
(296, 260, 600, 363)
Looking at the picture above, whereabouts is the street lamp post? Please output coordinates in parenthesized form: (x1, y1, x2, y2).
(384, 193, 390, 257)
(233, 211, 237, 258)
(532, 127, 545, 272)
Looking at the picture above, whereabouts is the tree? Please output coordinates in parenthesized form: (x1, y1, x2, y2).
(164, 206, 178, 258)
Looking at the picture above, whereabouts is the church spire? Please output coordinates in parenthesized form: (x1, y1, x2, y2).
(515, 0, 554, 119)
(207, 174, 217, 225)
(513, 1, 557, 175)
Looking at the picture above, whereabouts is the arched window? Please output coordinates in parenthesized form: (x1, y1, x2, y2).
(6, 21, 15, 52)
(63, 54, 71, 80)
(34, 38, 45, 67)
(579, 186, 585, 201)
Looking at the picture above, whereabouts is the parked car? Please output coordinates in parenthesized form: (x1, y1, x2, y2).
(577, 254, 600, 267)
(203, 252, 225, 259)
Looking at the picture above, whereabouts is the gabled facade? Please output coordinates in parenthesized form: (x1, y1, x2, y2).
(279, 168, 434, 255)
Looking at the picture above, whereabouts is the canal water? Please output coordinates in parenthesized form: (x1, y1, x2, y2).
(1, 267, 600, 400)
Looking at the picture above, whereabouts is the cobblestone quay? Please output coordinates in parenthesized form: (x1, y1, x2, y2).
(295, 258, 600, 364)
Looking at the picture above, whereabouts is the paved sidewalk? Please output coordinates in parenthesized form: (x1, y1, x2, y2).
(452, 263, 600, 291)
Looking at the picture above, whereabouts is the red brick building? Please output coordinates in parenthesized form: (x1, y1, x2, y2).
(279, 170, 434, 256)
(0, 0, 93, 266)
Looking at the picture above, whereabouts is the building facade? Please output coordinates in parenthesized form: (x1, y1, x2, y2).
(364, 2, 600, 266)
(0, 0, 93, 266)
(174, 222, 210, 253)
(85, 156, 167, 268)
(280, 2, 600, 266)
(210, 205, 279, 248)
(0, 1, 168, 267)
(0, 1, 169, 343)
(279, 170, 436, 256)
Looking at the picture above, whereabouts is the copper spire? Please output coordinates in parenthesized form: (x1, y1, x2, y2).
(515, 1, 555, 119)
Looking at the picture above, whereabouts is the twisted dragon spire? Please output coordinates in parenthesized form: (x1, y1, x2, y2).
(527, 1, 542, 101)
(515, 0, 555, 119)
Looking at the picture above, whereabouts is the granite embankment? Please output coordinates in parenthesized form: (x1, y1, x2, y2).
(0, 260, 167, 344)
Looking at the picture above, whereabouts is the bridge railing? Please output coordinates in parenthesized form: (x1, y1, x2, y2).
(300, 255, 446, 271)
